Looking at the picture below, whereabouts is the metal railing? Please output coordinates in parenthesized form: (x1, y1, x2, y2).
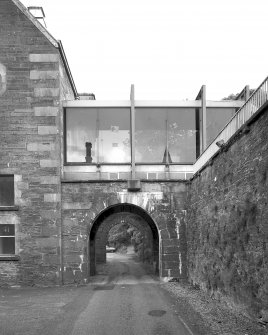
(194, 76, 268, 173)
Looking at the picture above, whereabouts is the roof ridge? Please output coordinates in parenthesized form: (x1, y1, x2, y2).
(11, 0, 79, 98)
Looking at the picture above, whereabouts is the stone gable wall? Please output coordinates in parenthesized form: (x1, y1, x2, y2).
(0, 0, 74, 286)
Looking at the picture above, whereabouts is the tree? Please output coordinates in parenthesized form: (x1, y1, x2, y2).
(222, 89, 255, 101)
(107, 215, 153, 262)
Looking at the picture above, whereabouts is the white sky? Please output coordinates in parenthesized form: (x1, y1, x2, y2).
(20, 0, 268, 100)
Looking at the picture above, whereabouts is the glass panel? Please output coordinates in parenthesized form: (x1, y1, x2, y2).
(99, 108, 130, 163)
(66, 108, 98, 163)
(135, 108, 196, 163)
(0, 175, 14, 206)
(66, 108, 130, 163)
(206, 108, 236, 146)
(168, 108, 196, 163)
(0, 237, 15, 254)
(0, 224, 15, 236)
(135, 108, 166, 163)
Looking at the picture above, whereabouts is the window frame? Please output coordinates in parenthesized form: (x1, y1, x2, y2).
(0, 174, 18, 211)
(0, 175, 19, 260)
(0, 224, 15, 256)
(64, 107, 132, 166)
(135, 107, 197, 164)
(64, 107, 198, 166)
(63, 100, 243, 168)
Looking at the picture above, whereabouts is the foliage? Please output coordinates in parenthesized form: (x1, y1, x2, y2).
(222, 93, 239, 101)
(107, 219, 153, 262)
(222, 89, 255, 101)
(108, 222, 133, 249)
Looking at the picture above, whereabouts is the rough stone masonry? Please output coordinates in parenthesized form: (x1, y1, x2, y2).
(186, 105, 268, 320)
(0, 0, 267, 321)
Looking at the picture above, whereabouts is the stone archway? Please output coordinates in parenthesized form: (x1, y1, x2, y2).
(62, 182, 188, 282)
(89, 203, 159, 276)
(95, 212, 154, 264)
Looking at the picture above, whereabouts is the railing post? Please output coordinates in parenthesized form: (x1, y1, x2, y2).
(195, 85, 207, 155)
(201, 85, 207, 152)
(130, 84, 136, 180)
(245, 85, 250, 101)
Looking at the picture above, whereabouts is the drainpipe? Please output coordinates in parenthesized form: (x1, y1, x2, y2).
(58, 94, 64, 285)
(60, 189, 64, 285)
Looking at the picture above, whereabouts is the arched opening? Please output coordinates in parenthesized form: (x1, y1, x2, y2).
(89, 203, 159, 277)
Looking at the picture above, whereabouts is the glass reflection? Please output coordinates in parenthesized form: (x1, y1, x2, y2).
(99, 108, 130, 163)
(135, 108, 166, 163)
(206, 108, 236, 146)
(66, 108, 130, 163)
(168, 108, 196, 162)
(66, 108, 97, 162)
(135, 108, 196, 163)
(66, 106, 236, 164)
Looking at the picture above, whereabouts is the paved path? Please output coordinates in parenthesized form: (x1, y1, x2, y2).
(72, 253, 193, 335)
(0, 253, 196, 335)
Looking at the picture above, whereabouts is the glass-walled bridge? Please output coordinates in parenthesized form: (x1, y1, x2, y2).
(63, 85, 245, 183)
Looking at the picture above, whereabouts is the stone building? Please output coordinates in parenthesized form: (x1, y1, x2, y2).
(0, 0, 267, 320)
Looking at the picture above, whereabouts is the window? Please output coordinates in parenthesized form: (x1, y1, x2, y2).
(135, 108, 166, 163)
(167, 108, 196, 163)
(206, 108, 236, 146)
(66, 108, 131, 163)
(0, 175, 14, 207)
(66, 108, 98, 163)
(0, 224, 15, 254)
(99, 108, 131, 163)
(65, 106, 237, 165)
(135, 108, 196, 163)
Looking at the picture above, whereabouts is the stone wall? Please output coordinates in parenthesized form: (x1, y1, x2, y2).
(0, 0, 74, 286)
(186, 107, 268, 318)
(61, 181, 188, 283)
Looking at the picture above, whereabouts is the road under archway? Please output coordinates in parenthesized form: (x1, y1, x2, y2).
(89, 203, 159, 276)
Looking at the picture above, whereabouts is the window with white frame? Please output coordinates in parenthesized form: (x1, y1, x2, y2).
(0, 224, 15, 254)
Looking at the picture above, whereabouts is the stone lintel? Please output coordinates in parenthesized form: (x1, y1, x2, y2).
(34, 88, 59, 97)
(38, 126, 58, 135)
(62, 203, 92, 210)
(40, 160, 58, 168)
(30, 70, 59, 80)
(39, 176, 59, 184)
(40, 209, 61, 219)
(27, 142, 55, 152)
(44, 193, 61, 203)
(34, 107, 58, 116)
(29, 54, 59, 62)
